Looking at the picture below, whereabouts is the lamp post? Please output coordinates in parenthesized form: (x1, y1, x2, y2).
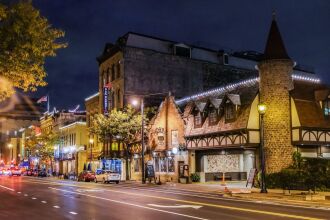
(89, 138, 94, 170)
(257, 103, 268, 193)
(132, 98, 146, 184)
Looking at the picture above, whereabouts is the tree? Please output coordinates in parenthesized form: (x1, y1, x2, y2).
(0, 1, 66, 101)
(90, 106, 154, 180)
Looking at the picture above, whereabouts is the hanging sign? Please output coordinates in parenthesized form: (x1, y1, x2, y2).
(103, 86, 109, 114)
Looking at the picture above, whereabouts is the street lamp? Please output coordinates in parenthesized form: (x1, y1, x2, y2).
(131, 97, 146, 184)
(257, 102, 267, 193)
(8, 143, 13, 162)
(89, 138, 94, 170)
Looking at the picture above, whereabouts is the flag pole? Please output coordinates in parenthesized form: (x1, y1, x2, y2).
(47, 94, 50, 113)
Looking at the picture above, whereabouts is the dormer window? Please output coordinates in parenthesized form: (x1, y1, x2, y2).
(225, 101, 236, 121)
(208, 105, 219, 126)
(323, 100, 330, 117)
(194, 112, 203, 128)
(174, 44, 191, 58)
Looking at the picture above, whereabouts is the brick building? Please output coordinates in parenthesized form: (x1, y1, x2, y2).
(176, 16, 330, 181)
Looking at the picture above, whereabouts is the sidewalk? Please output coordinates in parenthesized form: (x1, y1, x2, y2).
(165, 181, 330, 208)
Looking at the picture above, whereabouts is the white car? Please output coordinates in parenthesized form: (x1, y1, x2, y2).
(10, 168, 22, 176)
(94, 170, 120, 184)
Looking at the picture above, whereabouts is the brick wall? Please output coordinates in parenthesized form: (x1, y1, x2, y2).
(258, 60, 294, 173)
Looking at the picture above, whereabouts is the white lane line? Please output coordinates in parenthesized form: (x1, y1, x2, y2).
(0, 184, 15, 191)
(41, 201, 47, 204)
(32, 197, 37, 200)
(53, 205, 60, 209)
(69, 212, 77, 215)
(17, 192, 21, 194)
(24, 194, 28, 196)
(49, 187, 208, 220)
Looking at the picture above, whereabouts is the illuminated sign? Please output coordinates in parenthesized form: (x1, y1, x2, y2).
(103, 86, 109, 114)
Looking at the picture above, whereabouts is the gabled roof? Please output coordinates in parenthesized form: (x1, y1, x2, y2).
(263, 15, 290, 61)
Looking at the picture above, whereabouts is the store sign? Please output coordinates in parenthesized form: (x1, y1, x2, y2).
(103, 86, 109, 114)
(171, 130, 179, 147)
(156, 127, 165, 148)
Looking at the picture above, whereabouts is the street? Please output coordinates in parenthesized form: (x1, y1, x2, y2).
(0, 176, 329, 220)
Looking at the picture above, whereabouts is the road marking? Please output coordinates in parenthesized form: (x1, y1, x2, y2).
(98, 188, 325, 220)
(32, 197, 37, 200)
(69, 212, 77, 215)
(24, 194, 28, 196)
(53, 206, 60, 209)
(41, 201, 47, 204)
(49, 187, 208, 220)
(148, 204, 202, 209)
(0, 184, 15, 191)
(17, 192, 21, 194)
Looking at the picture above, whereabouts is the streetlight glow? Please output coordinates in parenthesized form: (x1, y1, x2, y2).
(257, 103, 267, 115)
(89, 139, 94, 144)
(131, 99, 139, 106)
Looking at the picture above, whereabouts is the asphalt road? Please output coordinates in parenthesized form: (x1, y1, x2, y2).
(0, 176, 329, 220)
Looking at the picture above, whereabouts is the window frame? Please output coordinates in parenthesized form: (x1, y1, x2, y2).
(224, 101, 236, 122)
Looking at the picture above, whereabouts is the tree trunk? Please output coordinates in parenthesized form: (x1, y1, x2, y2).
(125, 143, 129, 181)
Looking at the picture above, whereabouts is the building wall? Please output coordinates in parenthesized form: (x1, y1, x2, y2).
(258, 60, 294, 173)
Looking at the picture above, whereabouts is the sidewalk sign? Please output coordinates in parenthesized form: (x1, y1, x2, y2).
(246, 168, 257, 188)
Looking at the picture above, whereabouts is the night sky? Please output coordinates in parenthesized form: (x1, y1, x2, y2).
(32, 0, 330, 110)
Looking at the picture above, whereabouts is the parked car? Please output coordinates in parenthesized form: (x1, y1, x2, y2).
(10, 167, 22, 176)
(38, 170, 48, 177)
(77, 171, 95, 182)
(94, 170, 120, 184)
(26, 169, 33, 176)
(2, 168, 12, 176)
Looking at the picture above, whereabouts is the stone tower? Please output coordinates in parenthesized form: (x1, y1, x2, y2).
(258, 16, 294, 173)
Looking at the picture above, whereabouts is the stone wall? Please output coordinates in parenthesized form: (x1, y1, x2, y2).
(258, 60, 294, 173)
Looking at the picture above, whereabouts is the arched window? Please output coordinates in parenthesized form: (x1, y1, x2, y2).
(116, 63, 121, 78)
(111, 64, 115, 81)
(117, 89, 121, 107)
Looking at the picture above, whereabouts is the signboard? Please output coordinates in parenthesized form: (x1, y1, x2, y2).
(145, 164, 155, 178)
(171, 130, 179, 147)
(246, 168, 257, 188)
(103, 86, 109, 114)
(156, 127, 165, 148)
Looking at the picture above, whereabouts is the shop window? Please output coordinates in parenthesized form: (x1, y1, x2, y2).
(111, 142, 119, 151)
(323, 100, 330, 117)
(155, 157, 159, 172)
(134, 158, 140, 172)
(168, 157, 175, 172)
(208, 107, 219, 126)
(194, 112, 203, 128)
(225, 102, 236, 121)
(160, 157, 167, 172)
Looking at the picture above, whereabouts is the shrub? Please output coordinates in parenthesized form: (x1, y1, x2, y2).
(190, 173, 200, 182)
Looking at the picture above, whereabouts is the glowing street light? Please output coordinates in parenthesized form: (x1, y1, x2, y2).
(257, 102, 267, 193)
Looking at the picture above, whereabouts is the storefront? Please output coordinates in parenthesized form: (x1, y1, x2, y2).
(101, 158, 125, 181)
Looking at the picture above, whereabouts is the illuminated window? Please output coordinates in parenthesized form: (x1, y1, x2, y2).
(323, 100, 330, 117)
(168, 157, 174, 172)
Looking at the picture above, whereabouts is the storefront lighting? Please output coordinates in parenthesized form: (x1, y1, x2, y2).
(89, 139, 94, 144)
(172, 147, 178, 154)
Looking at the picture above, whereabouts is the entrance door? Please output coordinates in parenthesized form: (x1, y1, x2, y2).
(178, 161, 184, 178)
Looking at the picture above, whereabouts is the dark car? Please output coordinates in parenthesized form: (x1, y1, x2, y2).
(77, 171, 95, 182)
(37, 170, 47, 177)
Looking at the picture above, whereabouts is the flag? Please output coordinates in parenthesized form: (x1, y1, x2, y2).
(104, 82, 112, 88)
(37, 95, 48, 103)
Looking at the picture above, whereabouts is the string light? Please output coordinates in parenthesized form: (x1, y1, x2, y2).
(175, 74, 321, 105)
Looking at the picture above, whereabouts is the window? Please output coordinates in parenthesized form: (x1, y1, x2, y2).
(225, 102, 236, 121)
(323, 100, 330, 117)
(174, 45, 191, 58)
(160, 157, 167, 172)
(194, 112, 203, 128)
(134, 158, 140, 172)
(116, 64, 121, 78)
(155, 157, 159, 172)
(111, 64, 115, 81)
(168, 157, 175, 172)
(117, 89, 121, 107)
(208, 107, 219, 125)
(223, 53, 229, 65)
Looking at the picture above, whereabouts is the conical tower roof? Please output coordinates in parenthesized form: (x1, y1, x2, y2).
(263, 14, 291, 60)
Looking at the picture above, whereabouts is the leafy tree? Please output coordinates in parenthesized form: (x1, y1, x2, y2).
(90, 105, 154, 180)
(0, 1, 66, 100)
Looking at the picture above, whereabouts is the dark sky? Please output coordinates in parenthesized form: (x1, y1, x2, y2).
(32, 0, 330, 110)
